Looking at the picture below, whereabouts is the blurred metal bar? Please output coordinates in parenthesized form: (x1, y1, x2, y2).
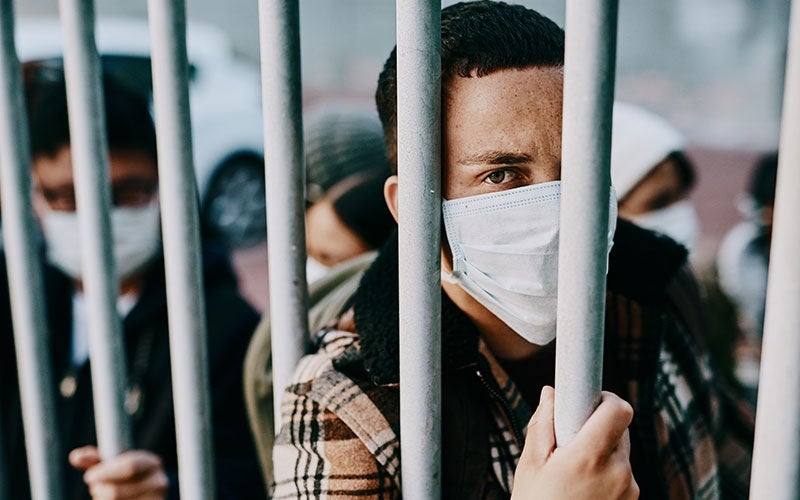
(258, 0, 309, 432)
(554, 0, 618, 446)
(750, 0, 800, 497)
(0, 2, 64, 498)
(147, 0, 216, 497)
(396, 0, 442, 498)
(57, 0, 131, 458)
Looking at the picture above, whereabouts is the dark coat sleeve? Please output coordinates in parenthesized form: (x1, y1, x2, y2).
(203, 282, 267, 500)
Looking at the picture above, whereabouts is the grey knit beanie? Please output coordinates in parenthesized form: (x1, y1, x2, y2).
(304, 105, 391, 203)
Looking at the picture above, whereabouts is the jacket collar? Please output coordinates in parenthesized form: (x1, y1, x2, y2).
(349, 230, 481, 385)
(45, 243, 237, 371)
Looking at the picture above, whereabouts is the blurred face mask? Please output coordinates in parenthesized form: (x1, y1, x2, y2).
(442, 181, 617, 345)
(306, 257, 331, 283)
(630, 199, 700, 252)
(41, 200, 162, 282)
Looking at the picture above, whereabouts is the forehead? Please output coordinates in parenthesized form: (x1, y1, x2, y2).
(444, 66, 563, 115)
(442, 66, 563, 151)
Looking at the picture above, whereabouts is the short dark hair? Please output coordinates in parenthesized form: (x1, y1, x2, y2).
(375, 1, 565, 171)
(27, 75, 158, 166)
(749, 152, 778, 207)
(330, 171, 396, 249)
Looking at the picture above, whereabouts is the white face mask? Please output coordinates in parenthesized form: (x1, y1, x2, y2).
(442, 181, 617, 345)
(41, 200, 162, 282)
(630, 200, 700, 252)
(306, 256, 331, 283)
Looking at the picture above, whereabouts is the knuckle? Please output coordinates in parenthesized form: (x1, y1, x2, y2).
(616, 399, 633, 420)
(629, 479, 641, 499)
(121, 460, 138, 479)
(155, 472, 170, 491)
(574, 451, 599, 473)
(612, 462, 634, 494)
(104, 486, 123, 500)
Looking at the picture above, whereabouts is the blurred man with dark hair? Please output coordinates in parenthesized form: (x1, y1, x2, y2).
(272, 2, 752, 498)
(0, 77, 265, 500)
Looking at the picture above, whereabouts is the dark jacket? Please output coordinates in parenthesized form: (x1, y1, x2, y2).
(1, 245, 266, 500)
(271, 221, 754, 499)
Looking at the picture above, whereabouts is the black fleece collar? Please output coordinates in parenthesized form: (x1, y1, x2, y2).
(350, 231, 481, 385)
(347, 219, 688, 386)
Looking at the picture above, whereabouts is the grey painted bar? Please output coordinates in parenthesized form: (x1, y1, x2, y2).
(554, 0, 619, 446)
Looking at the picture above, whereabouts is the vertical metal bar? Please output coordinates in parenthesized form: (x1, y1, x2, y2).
(396, 0, 442, 498)
(147, 1, 216, 497)
(554, 0, 619, 446)
(258, 0, 309, 432)
(0, 3, 64, 498)
(57, 0, 132, 458)
(750, 0, 800, 497)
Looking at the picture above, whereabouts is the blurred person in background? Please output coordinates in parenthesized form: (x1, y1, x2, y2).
(303, 104, 393, 282)
(611, 101, 700, 253)
(305, 171, 396, 272)
(610, 103, 757, 407)
(0, 76, 265, 500)
(243, 107, 396, 490)
(716, 152, 778, 401)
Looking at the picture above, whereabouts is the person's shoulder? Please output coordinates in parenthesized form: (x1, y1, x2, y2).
(608, 218, 689, 306)
(285, 326, 399, 429)
(277, 328, 401, 487)
(287, 328, 376, 398)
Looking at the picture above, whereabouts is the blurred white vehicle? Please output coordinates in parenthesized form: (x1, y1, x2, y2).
(16, 17, 266, 248)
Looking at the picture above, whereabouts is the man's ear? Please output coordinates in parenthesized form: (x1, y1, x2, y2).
(384, 174, 400, 223)
(30, 173, 48, 223)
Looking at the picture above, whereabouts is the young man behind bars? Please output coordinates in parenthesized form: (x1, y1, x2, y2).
(270, 2, 754, 499)
(0, 77, 266, 499)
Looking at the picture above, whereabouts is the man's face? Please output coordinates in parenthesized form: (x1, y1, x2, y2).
(33, 145, 158, 213)
(442, 66, 564, 356)
(617, 157, 689, 218)
(381, 66, 565, 357)
(442, 66, 564, 201)
(306, 198, 371, 268)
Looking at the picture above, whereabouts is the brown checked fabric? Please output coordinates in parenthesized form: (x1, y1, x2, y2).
(271, 223, 753, 499)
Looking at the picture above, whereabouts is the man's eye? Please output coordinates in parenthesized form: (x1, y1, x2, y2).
(485, 170, 513, 184)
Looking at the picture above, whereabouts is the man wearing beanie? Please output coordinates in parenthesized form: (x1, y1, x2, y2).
(611, 102, 700, 251)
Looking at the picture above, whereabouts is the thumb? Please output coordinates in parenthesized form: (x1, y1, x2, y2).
(519, 386, 556, 468)
(69, 446, 102, 471)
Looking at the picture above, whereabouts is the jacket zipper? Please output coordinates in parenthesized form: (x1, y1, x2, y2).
(474, 367, 524, 446)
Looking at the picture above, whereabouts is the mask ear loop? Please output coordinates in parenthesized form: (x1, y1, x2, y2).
(737, 194, 767, 225)
(440, 270, 460, 285)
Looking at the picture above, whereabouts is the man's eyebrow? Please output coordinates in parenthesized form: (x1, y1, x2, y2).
(457, 150, 533, 166)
